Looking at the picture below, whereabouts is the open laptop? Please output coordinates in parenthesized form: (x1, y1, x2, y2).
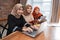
(22, 16, 46, 37)
(13, 24, 42, 37)
(22, 25, 43, 37)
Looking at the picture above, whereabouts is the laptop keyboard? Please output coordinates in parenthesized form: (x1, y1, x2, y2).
(23, 30, 38, 37)
(27, 30, 37, 35)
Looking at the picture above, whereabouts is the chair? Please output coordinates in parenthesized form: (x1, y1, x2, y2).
(0, 23, 19, 38)
(0, 23, 8, 38)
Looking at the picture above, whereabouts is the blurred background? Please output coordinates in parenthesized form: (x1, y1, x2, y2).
(0, 0, 60, 40)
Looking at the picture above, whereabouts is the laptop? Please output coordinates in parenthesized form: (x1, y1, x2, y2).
(22, 25, 43, 37)
(13, 25, 43, 37)
(22, 16, 46, 37)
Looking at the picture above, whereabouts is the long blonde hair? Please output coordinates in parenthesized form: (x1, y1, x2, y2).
(24, 4, 32, 16)
(11, 3, 23, 16)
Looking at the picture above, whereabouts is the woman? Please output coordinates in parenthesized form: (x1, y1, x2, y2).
(7, 3, 33, 35)
(32, 7, 43, 20)
(32, 6, 46, 23)
(22, 5, 39, 31)
(22, 5, 34, 24)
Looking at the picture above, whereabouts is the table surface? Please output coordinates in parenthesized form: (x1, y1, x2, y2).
(2, 31, 46, 40)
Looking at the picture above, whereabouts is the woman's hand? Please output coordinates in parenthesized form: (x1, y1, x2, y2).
(22, 27, 33, 33)
(22, 27, 27, 32)
(27, 27, 33, 33)
(30, 25, 39, 31)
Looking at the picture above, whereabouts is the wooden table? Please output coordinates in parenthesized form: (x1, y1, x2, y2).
(2, 31, 46, 40)
(0, 39, 2, 40)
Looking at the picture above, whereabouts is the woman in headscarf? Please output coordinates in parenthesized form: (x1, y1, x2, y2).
(32, 6, 46, 24)
(32, 7, 43, 20)
(7, 3, 33, 35)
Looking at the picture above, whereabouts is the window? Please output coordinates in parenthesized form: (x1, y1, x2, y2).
(26, 0, 53, 37)
(26, 0, 52, 22)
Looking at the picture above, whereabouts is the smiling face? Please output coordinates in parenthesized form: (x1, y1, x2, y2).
(33, 7, 40, 14)
(11, 4, 24, 17)
(27, 7, 32, 14)
(24, 5, 32, 15)
(16, 7, 23, 16)
(35, 8, 40, 14)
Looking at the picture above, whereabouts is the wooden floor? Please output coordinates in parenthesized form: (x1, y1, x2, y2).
(2, 31, 46, 40)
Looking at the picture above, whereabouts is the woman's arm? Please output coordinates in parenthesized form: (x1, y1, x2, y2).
(21, 15, 33, 32)
(20, 15, 31, 28)
(8, 14, 16, 27)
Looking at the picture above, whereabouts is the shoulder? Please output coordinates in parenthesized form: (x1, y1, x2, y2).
(8, 14, 15, 17)
(8, 14, 16, 19)
(20, 15, 23, 17)
(8, 14, 13, 17)
(22, 14, 25, 17)
(20, 15, 24, 19)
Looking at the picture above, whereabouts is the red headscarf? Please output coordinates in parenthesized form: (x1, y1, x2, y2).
(32, 7, 43, 19)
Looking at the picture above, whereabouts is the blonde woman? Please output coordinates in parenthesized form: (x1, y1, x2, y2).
(22, 5, 39, 31)
(7, 3, 33, 35)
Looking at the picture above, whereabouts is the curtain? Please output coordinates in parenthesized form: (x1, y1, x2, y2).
(58, 0, 60, 23)
(51, 0, 59, 23)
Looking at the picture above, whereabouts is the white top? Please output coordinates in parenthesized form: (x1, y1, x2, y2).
(22, 14, 34, 23)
